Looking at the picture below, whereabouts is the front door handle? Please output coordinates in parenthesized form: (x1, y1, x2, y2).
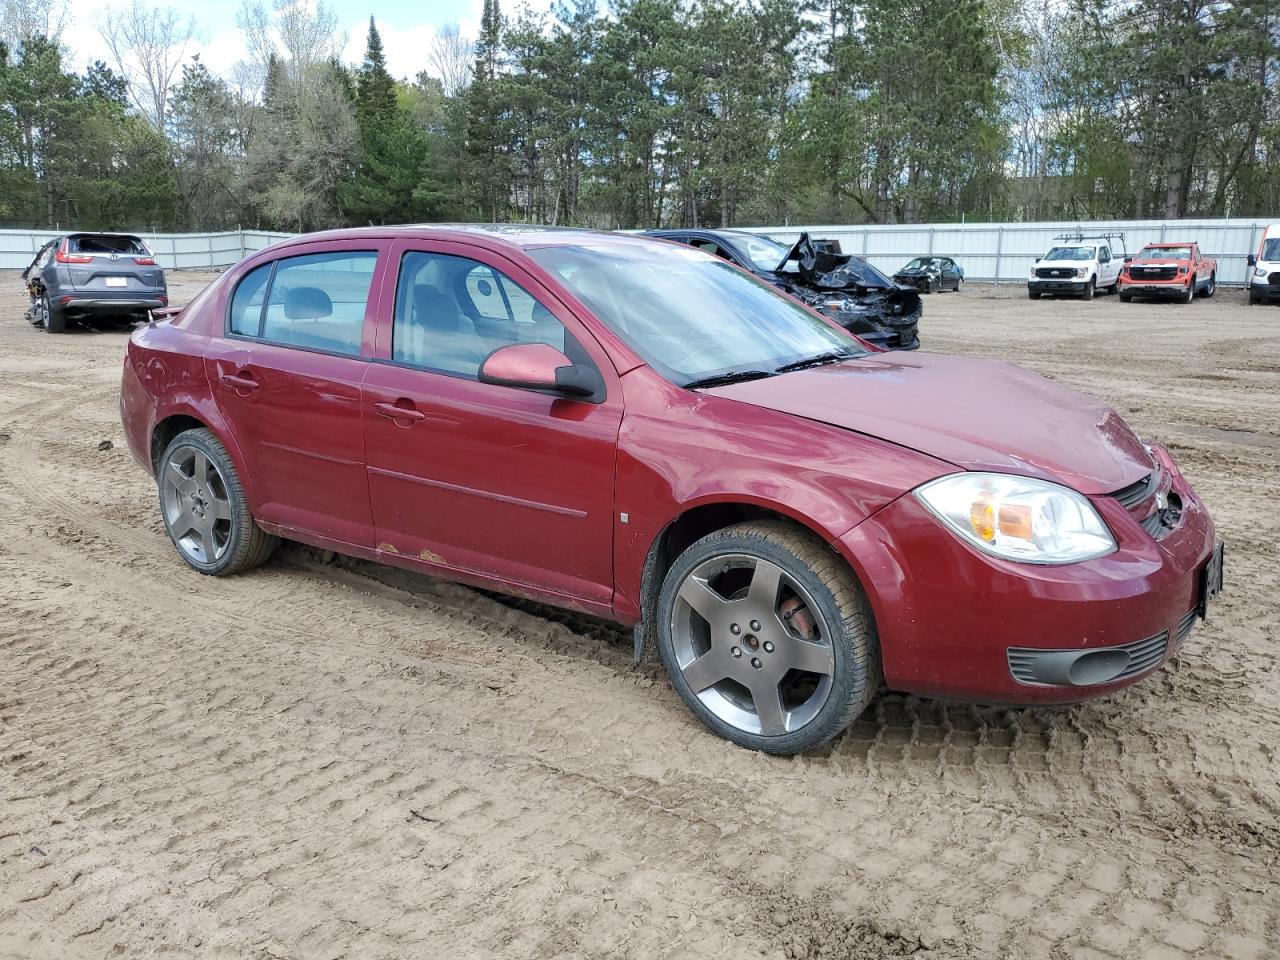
(219, 370, 259, 392)
(373, 401, 426, 424)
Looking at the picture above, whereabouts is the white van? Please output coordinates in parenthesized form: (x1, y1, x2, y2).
(1247, 224, 1280, 304)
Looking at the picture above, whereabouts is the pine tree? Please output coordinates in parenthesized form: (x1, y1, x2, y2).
(466, 0, 510, 220)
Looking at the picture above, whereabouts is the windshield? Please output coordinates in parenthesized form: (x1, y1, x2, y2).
(528, 242, 864, 387)
(724, 232, 791, 272)
(1141, 245, 1191, 260)
(1044, 246, 1094, 261)
(904, 257, 938, 270)
(1261, 238, 1280, 262)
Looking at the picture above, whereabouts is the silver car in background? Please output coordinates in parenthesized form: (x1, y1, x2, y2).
(23, 233, 168, 333)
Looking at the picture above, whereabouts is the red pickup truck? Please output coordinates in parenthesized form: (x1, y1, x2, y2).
(1118, 242, 1217, 303)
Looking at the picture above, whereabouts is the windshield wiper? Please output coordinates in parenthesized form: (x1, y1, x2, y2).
(774, 351, 856, 374)
(682, 369, 776, 390)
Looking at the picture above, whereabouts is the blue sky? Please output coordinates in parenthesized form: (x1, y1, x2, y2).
(61, 0, 527, 82)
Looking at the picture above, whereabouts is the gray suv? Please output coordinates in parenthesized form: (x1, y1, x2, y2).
(23, 233, 168, 333)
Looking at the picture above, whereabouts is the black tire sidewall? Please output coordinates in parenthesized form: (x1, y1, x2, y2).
(43, 295, 66, 334)
(158, 429, 254, 576)
(655, 528, 871, 754)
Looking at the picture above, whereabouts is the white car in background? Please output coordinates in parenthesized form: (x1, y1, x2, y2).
(1027, 238, 1123, 300)
(1247, 223, 1280, 304)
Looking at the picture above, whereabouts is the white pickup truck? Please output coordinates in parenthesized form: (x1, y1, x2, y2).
(1027, 238, 1123, 301)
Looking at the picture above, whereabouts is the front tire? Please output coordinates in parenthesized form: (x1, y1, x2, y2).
(1203, 273, 1216, 298)
(1182, 280, 1194, 304)
(158, 428, 278, 576)
(1082, 278, 1095, 300)
(1119, 290, 1132, 303)
(1249, 288, 1262, 305)
(655, 520, 880, 754)
(1028, 288, 1041, 300)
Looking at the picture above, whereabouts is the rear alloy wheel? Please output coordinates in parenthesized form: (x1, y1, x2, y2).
(158, 428, 278, 576)
(1082, 278, 1095, 300)
(42, 294, 66, 334)
(656, 521, 879, 754)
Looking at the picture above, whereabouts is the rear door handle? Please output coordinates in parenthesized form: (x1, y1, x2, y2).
(219, 371, 259, 391)
(373, 401, 426, 423)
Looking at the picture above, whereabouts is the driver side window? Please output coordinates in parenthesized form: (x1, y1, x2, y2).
(392, 252, 575, 378)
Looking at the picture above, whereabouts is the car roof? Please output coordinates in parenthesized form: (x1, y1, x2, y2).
(265, 224, 652, 255)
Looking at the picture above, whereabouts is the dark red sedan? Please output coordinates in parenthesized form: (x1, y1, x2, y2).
(120, 226, 1223, 753)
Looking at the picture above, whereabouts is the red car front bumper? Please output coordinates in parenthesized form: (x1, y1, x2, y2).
(836, 447, 1216, 704)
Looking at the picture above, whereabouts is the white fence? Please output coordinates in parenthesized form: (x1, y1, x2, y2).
(0, 229, 292, 271)
(738, 217, 1276, 286)
(4, 217, 1274, 283)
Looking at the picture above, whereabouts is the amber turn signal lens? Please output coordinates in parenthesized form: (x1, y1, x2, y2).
(969, 496, 996, 542)
(998, 503, 1034, 540)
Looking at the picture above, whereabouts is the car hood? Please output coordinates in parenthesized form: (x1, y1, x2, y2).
(894, 267, 935, 277)
(1131, 258, 1188, 266)
(706, 352, 1153, 495)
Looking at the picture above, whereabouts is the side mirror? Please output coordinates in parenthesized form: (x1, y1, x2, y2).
(479, 342, 603, 401)
(1247, 254, 1257, 266)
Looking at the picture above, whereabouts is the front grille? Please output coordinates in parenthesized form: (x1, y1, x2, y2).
(1036, 267, 1076, 279)
(1131, 266, 1178, 281)
(1140, 510, 1164, 536)
(1269, 272, 1280, 285)
(1172, 609, 1196, 650)
(1112, 470, 1159, 509)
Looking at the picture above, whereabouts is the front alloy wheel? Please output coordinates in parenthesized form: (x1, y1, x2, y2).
(656, 521, 879, 753)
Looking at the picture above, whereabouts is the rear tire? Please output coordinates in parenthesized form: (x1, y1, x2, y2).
(656, 520, 880, 754)
(42, 295, 66, 334)
(158, 428, 278, 576)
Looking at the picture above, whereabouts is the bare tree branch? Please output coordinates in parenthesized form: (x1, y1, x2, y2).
(96, 0, 196, 131)
(429, 23, 474, 98)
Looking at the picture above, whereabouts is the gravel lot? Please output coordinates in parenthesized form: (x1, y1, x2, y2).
(1, 271, 1277, 960)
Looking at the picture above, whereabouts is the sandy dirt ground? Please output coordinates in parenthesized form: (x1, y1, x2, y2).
(0, 270, 1277, 960)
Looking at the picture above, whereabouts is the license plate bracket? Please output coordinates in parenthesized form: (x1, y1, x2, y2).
(1198, 541, 1225, 619)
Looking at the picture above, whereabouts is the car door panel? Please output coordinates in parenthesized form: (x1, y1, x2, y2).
(363, 240, 622, 608)
(204, 243, 390, 547)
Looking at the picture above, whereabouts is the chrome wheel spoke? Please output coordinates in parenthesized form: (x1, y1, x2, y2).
(749, 680, 788, 736)
(165, 461, 194, 496)
(783, 636, 834, 676)
(682, 650, 730, 693)
(209, 495, 232, 522)
(677, 575, 729, 625)
(193, 451, 212, 489)
(746, 559, 784, 609)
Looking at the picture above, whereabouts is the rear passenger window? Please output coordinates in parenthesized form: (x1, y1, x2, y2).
(229, 251, 377, 356)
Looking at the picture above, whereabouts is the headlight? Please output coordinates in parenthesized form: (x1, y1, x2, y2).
(1076, 268, 1090, 278)
(1256, 266, 1268, 278)
(914, 473, 1116, 564)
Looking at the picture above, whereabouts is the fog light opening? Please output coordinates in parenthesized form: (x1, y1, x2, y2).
(1068, 650, 1131, 686)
